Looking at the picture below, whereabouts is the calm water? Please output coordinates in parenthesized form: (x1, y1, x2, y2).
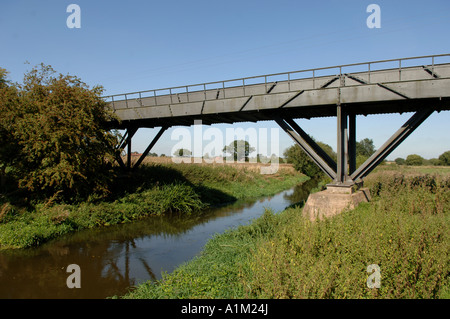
(0, 179, 317, 299)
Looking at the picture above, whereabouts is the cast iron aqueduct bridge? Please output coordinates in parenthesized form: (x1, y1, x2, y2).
(104, 54, 450, 194)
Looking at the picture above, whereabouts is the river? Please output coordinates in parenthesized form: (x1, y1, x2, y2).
(0, 178, 318, 299)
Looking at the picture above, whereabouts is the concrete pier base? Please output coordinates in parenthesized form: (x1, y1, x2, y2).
(302, 185, 371, 221)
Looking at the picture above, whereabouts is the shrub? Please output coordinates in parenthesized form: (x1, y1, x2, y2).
(405, 154, 425, 166)
(0, 64, 119, 202)
(438, 151, 450, 166)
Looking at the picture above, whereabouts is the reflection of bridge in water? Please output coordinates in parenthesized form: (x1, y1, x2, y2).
(105, 54, 450, 218)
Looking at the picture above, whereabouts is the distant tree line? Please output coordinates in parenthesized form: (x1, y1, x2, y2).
(395, 151, 450, 166)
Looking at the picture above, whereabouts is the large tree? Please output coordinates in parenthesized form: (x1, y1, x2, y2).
(405, 154, 424, 166)
(173, 148, 192, 157)
(223, 140, 256, 162)
(438, 150, 450, 166)
(0, 64, 120, 201)
(0, 68, 18, 190)
(356, 138, 376, 157)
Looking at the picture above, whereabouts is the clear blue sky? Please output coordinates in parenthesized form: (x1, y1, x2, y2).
(1, 0, 449, 160)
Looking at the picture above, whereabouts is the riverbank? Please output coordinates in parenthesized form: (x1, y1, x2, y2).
(121, 167, 449, 299)
(0, 163, 307, 250)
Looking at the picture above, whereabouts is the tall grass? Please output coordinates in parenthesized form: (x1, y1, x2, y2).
(122, 172, 449, 299)
(245, 173, 449, 299)
(0, 182, 205, 249)
(122, 208, 280, 299)
(0, 163, 306, 249)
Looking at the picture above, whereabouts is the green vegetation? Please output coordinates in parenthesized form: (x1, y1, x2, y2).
(122, 168, 449, 299)
(244, 171, 449, 299)
(0, 65, 307, 250)
(439, 151, 450, 166)
(0, 163, 306, 250)
(223, 140, 256, 162)
(173, 148, 192, 157)
(0, 64, 119, 202)
(395, 150, 450, 167)
(283, 138, 380, 179)
(0, 181, 204, 249)
(283, 141, 336, 178)
(355, 138, 376, 158)
(405, 154, 425, 166)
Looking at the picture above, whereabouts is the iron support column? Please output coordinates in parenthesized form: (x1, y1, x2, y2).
(127, 133, 132, 170)
(284, 118, 337, 173)
(336, 105, 352, 185)
(116, 127, 138, 171)
(348, 113, 357, 175)
(133, 126, 169, 170)
(275, 117, 337, 180)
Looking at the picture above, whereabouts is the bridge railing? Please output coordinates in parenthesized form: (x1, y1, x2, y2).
(104, 53, 450, 110)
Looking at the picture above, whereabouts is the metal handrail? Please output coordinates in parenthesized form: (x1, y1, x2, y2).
(104, 53, 450, 106)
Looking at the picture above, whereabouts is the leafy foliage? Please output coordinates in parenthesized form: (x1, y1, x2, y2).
(283, 140, 336, 178)
(406, 154, 425, 166)
(244, 173, 449, 299)
(356, 138, 376, 157)
(439, 151, 450, 166)
(0, 64, 120, 202)
(395, 157, 406, 165)
(173, 148, 191, 157)
(223, 140, 256, 162)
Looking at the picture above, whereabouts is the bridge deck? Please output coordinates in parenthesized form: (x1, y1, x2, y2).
(105, 54, 450, 129)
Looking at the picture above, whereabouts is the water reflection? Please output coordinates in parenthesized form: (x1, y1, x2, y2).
(0, 179, 318, 299)
(283, 178, 321, 206)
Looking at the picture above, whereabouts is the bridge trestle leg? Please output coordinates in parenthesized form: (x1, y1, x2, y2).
(132, 126, 168, 170)
(116, 126, 169, 171)
(350, 108, 434, 182)
(348, 113, 357, 175)
(332, 107, 359, 188)
(275, 117, 337, 180)
(115, 127, 138, 170)
(277, 106, 435, 220)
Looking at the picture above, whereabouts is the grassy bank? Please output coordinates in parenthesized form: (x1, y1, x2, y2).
(122, 168, 449, 299)
(0, 163, 306, 250)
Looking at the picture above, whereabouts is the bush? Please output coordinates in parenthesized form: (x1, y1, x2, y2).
(405, 154, 425, 166)
(0, 64, 119, 202)
(438, 151, 450, 166)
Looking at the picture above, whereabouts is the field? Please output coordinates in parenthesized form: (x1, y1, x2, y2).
(125, 155, 295, 173)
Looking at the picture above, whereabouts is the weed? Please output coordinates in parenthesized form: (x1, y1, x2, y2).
(121, 172, 449, 299)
